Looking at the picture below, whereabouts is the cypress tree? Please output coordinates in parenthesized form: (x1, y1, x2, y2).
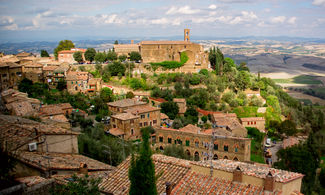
(129, 128, 157, 195)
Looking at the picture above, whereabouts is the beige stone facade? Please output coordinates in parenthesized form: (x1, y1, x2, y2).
(22, 63, 43, 83)
(66, 71, 101, 94)
(0, 62, 23, 91)
(212, 113, 248, 138)
(110, 105, 161, 140)
(240, 117, 266, 132)
(58, 48, 86, 64)
(107, 98, 147, 114)
(154, 125, 251, 162)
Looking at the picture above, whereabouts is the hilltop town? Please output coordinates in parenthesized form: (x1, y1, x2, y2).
(0, 29, 324, 195)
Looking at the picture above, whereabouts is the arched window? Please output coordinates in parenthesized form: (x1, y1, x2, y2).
(213, 154, 218, 160)
(233, 157, 239, 161)
(159, 146, 164, 151)
(131, 129, 134, 135)
(194, 151, 200, 161)
(195, 140, 199, 148)
(186, 140, 190, 146)
(224, 145, 228, 152)
(159, 136, 163, 142)
(168, 137, 172, 144)
(224, 156, 228, 159)
(186, 150, 191, 157)
(214, 142, 218, 150)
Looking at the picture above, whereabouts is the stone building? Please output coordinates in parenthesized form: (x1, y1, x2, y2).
(58, 48, 86, 64)
(66, 71, 101, 94)
(154, 124, 251, 162)
(110, 105, 161, 140)
(212, 113, 248, 138)
(114, 29, 210, 73)
(107, 98, 147, 114)
(99, 154, 303, 195)
(0, 115, 113, 178)
(0, 62, 23, 91)
(22, 63, 43, 83)
(240, 117, 266, 132)
(39, 103, 73, 125)
(42, 65, 60, 86)
(173, 98, 187, 115)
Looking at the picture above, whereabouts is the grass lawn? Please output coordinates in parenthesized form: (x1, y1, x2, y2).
(251, 153, 265, 164)
(249, 139, 266, 164)
(273, 75, 322, 85)
(233, 106, 264, 118)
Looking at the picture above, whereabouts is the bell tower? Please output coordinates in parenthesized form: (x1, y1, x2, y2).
(184, 29, 190, 42)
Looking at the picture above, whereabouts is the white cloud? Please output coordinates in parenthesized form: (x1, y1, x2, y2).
(209, 4, 218, 9)
(228, 11, 257, 24)
(0, 16, 18, 30)
(166, 6, 200, 15)
(287, 17, 296, 24)
(263, 8, 271, 13)
(270, 16, 286, 24)
(313, 0, 325, 6)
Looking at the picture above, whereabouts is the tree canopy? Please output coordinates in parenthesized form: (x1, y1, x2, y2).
(73, 51, 83, 63)
(54, 40, 75, 59)
(130, 51, 142, 62)
(129, 128, 157, 195)
(85, 48, 96, 62)
(40, 50, 49, 57)
(160, 101, 179, 120)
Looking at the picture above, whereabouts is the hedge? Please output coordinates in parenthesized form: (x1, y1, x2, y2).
(150, 52, 189, 69)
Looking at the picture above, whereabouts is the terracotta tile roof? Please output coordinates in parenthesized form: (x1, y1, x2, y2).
(179, 124, 201, 134)
(196, 108, 221, 116)
(201, 128, 233, 136)
(160, 113, 169, 119)
(15, 176, 50, 187)
(43, 65, 58, 71)
(140, 41, 192, 45)
(1, 89, 39, 105)
(16, 52, 32, 57)
(22, 63, 43, 68)
(18, 151, 113, 172)
(58, 48, 86, 54)
(171, 171, 281, 195)
(213, 113, 237, 119)
(66, 71, 89, 81)
(191, 159, 304, 183)
(124, 105, 160, 114)
(111, 112, 140, 121)
(99, 154, 191, 194)
(6, 100, 35, 116)
(108, 98, 147, 108)
(240, 117, 265, 122)
(149, 97, 167, 103)
(283, 136, 300, 149)
(0, 55, 20, 63)
(109, 128, 125, 136)
(39, 104, 65, 116)
(0, 62, 21, 68)
(51, 114, 69, 123)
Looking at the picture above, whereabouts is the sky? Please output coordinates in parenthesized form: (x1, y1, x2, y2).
(0, 0, 325, 42)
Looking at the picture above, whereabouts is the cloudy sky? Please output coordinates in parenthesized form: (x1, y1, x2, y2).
(0, 0, 325, 42)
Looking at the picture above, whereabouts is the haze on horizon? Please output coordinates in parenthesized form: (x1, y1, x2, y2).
(0, 0, 325, 42)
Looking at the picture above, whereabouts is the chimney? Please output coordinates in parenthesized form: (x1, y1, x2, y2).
(233, 166, 243, 183)
(79, 163, 88, 175)
(264, 171, 275, 192)
(166, 182, 173, 195)
(131, 40, 134, 44)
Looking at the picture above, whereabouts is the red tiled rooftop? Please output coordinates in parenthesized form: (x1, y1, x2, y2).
(196, 108, 221, 116)
(124, 105, 160, 114)
(111, 112, 140, 120)
(108, 98, 147, 108)
(149, 97, 167, 103)
(109, 128, 125, 136)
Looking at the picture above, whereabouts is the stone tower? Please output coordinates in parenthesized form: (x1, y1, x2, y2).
(184, 29, 190, 42)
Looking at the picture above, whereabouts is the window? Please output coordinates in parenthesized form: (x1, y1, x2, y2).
(144, 122, 148, 126)
(153, 120, 157, 124)
(168, 138, 172, 143)
(254, 121, 256, 125)
(214, 144, 218, 150)
(177, 139, 182, 145)
(195, 141, 199, 147)
(147, 113, 150, 118)
(235, 147, 238, 152)
(247, 122, 250, 125)
(224, 145, 228, 152)
(159, 136, 163, 142)
(139, 123, 143, 127)
(131, 129, 134, 135)
(113, 124, 116, 128)
(130, 119, 134, 124)
(141, 115, 145, 119)
(186, 140, 190, 146)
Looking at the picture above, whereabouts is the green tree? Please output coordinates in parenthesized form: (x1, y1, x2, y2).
(126, 91, 135, 99)
(73, 51, 83, 64)
(130, 51, 141, 62)
(216, 47, 224, 75)
(279, 120, 298, 136)
(118, 55, 127, 62)
(222, 91, 235, 104)
(129, 128, 157, 195)
(163, 145, 190, 160)
(85, 48, 96, 63)
(161, 101, 179, 120)
(238, 62, 250, 72)
(106, 51, 118, 61)
(18, 78, 33, 93)
(40, 50, 50, 57)
(94, 52, 106, 63)
(266, 95, 281, 114)
(208, 47, 217, 70)
(108, 61, 126, 76)
(114, 40, 119, 45)
(57, 79, 67, 91)
(184, 106, 199, 124)
(51, 174, 101, 195)
(100, 88, 113, 102)
(223, 57, 236, 72)
(54, 40, 75, 60)
(235, 71, 251, 90)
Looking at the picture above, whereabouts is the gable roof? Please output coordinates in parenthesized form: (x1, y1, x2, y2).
(179, 124, 201, 134)
(124, 105, 160, 114)
(108, 98, 147, 108)
(111, 112, 140, 121)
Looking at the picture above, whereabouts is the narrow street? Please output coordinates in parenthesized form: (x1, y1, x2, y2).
(269, 141, 283, 164)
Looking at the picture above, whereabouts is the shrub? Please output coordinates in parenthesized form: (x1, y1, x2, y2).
(150, 52, 188, 69)
(189, 74, 200, 85)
